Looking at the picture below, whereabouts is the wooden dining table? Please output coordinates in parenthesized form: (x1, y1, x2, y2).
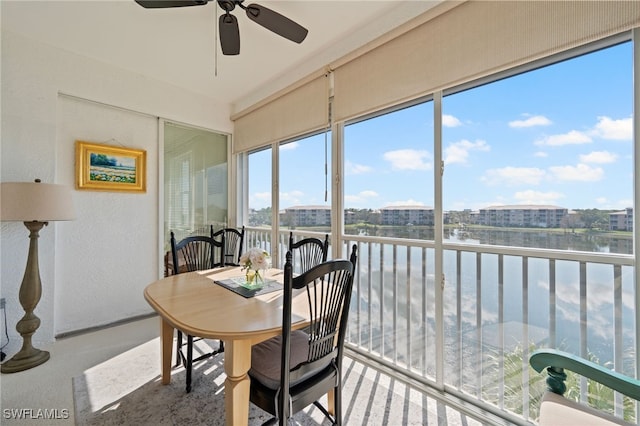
(144, 266, 309, 426)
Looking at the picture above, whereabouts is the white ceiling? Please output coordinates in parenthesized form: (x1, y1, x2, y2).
(2, 0, 441, 113)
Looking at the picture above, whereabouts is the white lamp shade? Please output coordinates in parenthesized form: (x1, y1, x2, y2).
(1, 181, 76, 222)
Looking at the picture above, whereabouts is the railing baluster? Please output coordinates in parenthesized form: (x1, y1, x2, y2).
(407, 245, 412, 370)
(392, 244, 398, 364)
(549, 258, 556, 348)
(354, 239, 361, 347)
(476, 252, 482, 399)
(498, 253, 504, 410)
(422, 246, 427, 377)
(580, 261, 588, 405)
(614, 263, 623, 417)
(368, 241, 373, 354)
(456, 249, 462, 390)
(522, 256, 529, 420)
(379, 241, 385, 358)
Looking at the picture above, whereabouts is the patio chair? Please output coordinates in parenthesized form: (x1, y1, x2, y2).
(530, 348, 640, 426)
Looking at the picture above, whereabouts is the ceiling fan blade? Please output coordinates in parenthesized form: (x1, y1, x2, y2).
(245, 3, 308, 44)
(135, 0, 210, 8)
(219, 13, 240, 55)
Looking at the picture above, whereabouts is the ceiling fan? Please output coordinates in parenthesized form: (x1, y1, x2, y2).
(135, 0, 308, 56)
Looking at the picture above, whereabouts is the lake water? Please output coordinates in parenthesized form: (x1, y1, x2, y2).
(342, 227, 635, 372)
(346, 225, 633, 254)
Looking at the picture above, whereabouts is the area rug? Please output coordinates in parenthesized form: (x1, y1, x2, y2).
(73, 337, 442, 425)
(73, 338, 319, 425)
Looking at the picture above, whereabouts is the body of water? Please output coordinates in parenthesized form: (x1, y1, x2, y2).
(343, 229, 634, 373)
(347, 225, 633, 255)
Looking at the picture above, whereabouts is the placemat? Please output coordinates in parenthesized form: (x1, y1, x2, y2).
(214, 276, 282, 298)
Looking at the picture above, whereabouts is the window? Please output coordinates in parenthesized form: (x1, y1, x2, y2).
(344, 101, 435, 240)
(164, 122, 228, 246)
(278, 132, 332, 231)
(443, 41, 633, 253)
(247, 146, 273, 228)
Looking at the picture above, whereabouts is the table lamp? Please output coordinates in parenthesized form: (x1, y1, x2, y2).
(0, 179, 75, 373)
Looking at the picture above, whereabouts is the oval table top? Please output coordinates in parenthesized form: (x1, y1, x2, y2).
(144, 266, 308, 344)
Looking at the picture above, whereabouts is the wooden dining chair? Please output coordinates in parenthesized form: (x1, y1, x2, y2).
(212, 225, 245, 266)
(164, 225, 214, 277)
(249, 244, 357, 425)
(170, 230, 225, 393)
(288, 232, 329, 275)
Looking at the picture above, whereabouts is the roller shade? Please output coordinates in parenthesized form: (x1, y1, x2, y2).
(233, 74, 328, 153)
(333, 1, 640, 122)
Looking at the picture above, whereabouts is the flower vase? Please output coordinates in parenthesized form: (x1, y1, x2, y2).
(245, 269, 264, 289)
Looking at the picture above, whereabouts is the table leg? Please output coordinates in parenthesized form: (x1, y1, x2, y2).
(160, 317, 174, 385)
(328, 389, 335, 415)
(224, 339, 253, 426)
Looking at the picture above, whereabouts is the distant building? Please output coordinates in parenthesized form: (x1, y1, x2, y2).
(562, 210, 585, 229)
(280, 205, 331, 227)
(609, 207, 633, 231)
(477, 205, 568, 228)
(345, 210, 358, 225)
(379, 205, 434, 226)
(468, 210, 480, 224)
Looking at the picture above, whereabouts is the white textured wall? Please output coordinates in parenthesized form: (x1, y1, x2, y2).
(0, 30, 232, 356)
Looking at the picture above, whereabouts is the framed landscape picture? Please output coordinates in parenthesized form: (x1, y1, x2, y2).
(75, 140, 146, 192)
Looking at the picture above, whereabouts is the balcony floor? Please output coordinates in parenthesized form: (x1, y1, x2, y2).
(0, 316, 502, 425)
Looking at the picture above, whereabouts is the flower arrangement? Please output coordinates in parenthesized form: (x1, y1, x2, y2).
(239, 247, 271, 284)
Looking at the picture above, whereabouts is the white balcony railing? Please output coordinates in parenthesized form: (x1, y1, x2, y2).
(244, 226, 637, 424)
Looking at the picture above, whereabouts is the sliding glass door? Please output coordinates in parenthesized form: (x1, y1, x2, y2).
(163, 121, 229, 249)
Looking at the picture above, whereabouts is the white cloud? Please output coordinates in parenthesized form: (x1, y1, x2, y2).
(385, 199, 425, 207)
(279, 190, 305, 205)
(596, 197, 633, 210)
(345, 190, 379, 204)
(253, 191, 271, 201)
(592, 116, 632, 140)
(513, 190, 564, 205)
(579, 151, 617, 164)
(280, 141, 299, 151)
(481, 167, 546, 186)
(444, 139, 489, 165)
(345, 160, 373, 175)
(383, 149, 432, 171)
(442, 114, 462, 127)
(359, 190, 379, 198)
(533, 116, 631, 148)
(250, 191, 271, 209)
(618, 198, 633, 208)
(533, 151, 548, 158)
(548, 164, 603, 181)
(535, 130, 592, 146)
(509, 114, 552, 128)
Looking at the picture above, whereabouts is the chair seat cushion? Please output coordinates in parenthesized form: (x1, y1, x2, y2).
(249, 330, 310, 389)
(539, 391, 633, 426)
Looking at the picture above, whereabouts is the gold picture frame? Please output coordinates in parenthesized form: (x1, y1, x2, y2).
(75, 141, 146, 192)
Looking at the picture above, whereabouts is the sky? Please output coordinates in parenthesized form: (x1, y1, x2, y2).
(249, 40, 633, 212)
